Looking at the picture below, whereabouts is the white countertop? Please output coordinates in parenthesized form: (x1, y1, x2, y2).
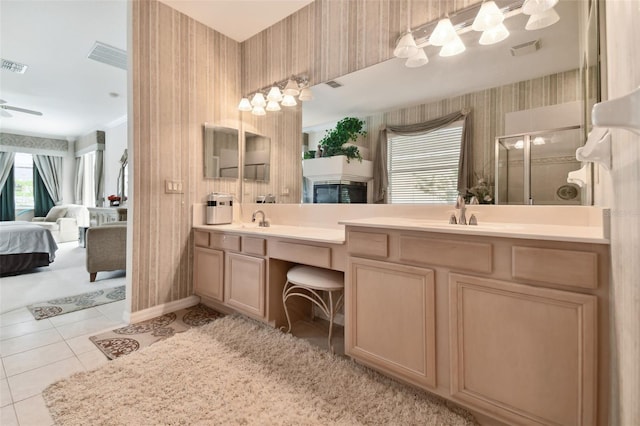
(338, 217, 610, 244)
(194, 223, 345, 244)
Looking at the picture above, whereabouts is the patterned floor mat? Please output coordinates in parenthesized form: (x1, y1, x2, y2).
(27, 286, 125, 320)
(90, 304, 223, 359)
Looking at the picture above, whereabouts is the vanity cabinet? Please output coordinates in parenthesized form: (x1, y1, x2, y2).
(225, 252, 266, 319)
(344, 225, 609, 426)
(449, 273, 597, 426)
(347, 258, 436, 389)
(193, 234, 224, 302)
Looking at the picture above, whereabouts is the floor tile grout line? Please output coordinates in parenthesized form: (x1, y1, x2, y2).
(3, 351, 79, 379)
(0, 328, 65, 359)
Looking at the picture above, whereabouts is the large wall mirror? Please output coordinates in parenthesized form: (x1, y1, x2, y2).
(203, 125, 239, 179)
(301, 0, 599, 205)
(244, 132, 270, 182)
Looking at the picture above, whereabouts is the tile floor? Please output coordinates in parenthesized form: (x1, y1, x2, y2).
(0, 300, 126, 426)
(0, 298, 342, 426)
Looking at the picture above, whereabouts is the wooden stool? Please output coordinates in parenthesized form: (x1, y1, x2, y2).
(282, 265, 344, 353)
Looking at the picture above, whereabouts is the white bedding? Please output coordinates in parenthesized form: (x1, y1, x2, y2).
(0, 221, 59, 261)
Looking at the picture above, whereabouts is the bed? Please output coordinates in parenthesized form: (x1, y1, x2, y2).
(0, 221, 59, 275)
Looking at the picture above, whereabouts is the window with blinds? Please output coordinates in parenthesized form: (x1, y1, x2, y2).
(387, 121, 464, 204)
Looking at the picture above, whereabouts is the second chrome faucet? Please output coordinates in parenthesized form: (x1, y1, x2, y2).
(449, 194, 477, 225)
(251, 209, 270, 227)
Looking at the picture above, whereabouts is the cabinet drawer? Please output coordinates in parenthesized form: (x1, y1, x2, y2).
(194, 231, 210, 247)
(243, 237, 266, 256)
(211, 233, 241, 251)
(399, 235, 492, 273)
(347, 231, 388, 258)
(512, 246, 598, 289)
(271, 241, 331, 269)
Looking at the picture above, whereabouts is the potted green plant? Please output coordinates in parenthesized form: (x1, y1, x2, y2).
(318, 117, 366, 162)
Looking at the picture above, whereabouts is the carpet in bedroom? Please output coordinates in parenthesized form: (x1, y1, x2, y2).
(0, 241, 125, 314)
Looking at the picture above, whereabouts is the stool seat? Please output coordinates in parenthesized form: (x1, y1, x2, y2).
(287, 265, 344, 291)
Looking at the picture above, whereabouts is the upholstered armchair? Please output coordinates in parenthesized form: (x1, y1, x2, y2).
(86, 221, 127, 282)
(32, 204, 90, 243)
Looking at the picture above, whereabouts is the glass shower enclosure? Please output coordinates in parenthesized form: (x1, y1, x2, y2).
(495, 125, 588, 205)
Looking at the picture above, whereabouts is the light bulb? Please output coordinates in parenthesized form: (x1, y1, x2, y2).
(405, 48, 429, 68)
(250, 92, 266, 107)
(266, 100, 281, 112)
(522, 0, 559, 15)
(429, 18, 457, 47)
(393, 32, 419, 58)
(514, 139, 524, 149)
(251, 106, 266, 116)
(298, 87, 314, 101)
(283, 79, 300, 96)
(237, 98, 252, 112)
(472, 1, 504, 32)
(525, 7, 560, 30)
(281, 94, 297, 107)
(439, 34, 466, 57)
(266, 86, 283, 102)
(532, 136, 546, 145)
(479, 23, 509, 45)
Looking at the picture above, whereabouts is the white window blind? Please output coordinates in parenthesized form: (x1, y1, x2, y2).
(387, 122, 463, 204)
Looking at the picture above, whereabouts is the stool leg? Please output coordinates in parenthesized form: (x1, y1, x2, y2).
(282, 280, 293, 334)
(328, 291, 335, 354)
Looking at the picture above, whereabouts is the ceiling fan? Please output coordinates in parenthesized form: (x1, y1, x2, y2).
(0, 99, 43, 118)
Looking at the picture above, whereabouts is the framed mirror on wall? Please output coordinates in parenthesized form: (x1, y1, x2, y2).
(244, 132, 270, 182)
(203, 125, 239, 179)
(293, 0, 598, 206)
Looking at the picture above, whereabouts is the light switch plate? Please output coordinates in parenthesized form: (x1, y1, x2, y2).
(165, 179, 184, 194)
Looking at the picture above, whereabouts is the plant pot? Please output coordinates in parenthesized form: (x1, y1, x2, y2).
(302, 155, 373, 182)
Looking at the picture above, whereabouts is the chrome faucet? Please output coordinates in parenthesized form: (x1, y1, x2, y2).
(251, 210, 270, 227)
(455, 194, 467, 225)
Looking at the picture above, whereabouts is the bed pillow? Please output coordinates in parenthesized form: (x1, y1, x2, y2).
(45, 206, 68, 222)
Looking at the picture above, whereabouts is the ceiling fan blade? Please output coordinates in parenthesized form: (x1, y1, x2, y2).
(0, 109, 12, 118)
(2, 105, 43, 116)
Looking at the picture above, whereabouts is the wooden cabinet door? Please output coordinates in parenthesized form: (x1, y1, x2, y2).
(193, 247, 224, 302)
(346, 258, 436, 389)
(225, 253, 266, 319)
(449, 273, 597, 426)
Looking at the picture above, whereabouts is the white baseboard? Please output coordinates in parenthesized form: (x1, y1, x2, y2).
(124, 295, 201, 323)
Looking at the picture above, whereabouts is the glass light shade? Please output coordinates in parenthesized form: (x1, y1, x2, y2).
(439, 34, 466, 57)
(514, 139, 524, 149)
(298, 87, 314, 101)
(472, 1, 504, 32)
(266, 100, 281, 112)
(405, 48, 429, 68)
(251, 106, 266, 116)
(281, 94, 297, 107)
(250, 92, 266, 107)
(237, 97, 252, 112)
(429, 18, 457, 47)
(266, 86, 283, 102)
(479, 23, 510, 45)
(393, 32, 419, 58)
(522, 0, 559, 15)
(525, 7, 560, 30)
(283, 79, 300, 96)
(532, 136, 546, 145)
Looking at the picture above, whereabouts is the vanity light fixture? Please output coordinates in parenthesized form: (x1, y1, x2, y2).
(514, 139, 524, 149)
(532, 136, 546, 145)
(393, 0, 561, 68)
(479, 23, 510, 45)
(522, 0, 558, 15)
(472, 1, 504, 32)
(525, 7, 560, 30)
(238, 74, 311, 116)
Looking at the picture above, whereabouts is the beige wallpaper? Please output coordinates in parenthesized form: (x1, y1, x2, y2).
(131, 0, 241, 311)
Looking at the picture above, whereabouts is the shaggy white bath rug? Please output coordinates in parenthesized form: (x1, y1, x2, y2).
(44, 315, 477, 425)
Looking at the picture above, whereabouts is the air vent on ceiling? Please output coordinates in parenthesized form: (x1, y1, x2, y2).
(510, 40, 541, 57)
(1, 59, 28, 74)
(87, 41, 127, 71)
(325, 80, 343, 89)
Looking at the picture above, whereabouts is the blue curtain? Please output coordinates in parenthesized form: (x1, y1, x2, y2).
(0, 165, 15, 221)
(33, 163, 54, 217)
